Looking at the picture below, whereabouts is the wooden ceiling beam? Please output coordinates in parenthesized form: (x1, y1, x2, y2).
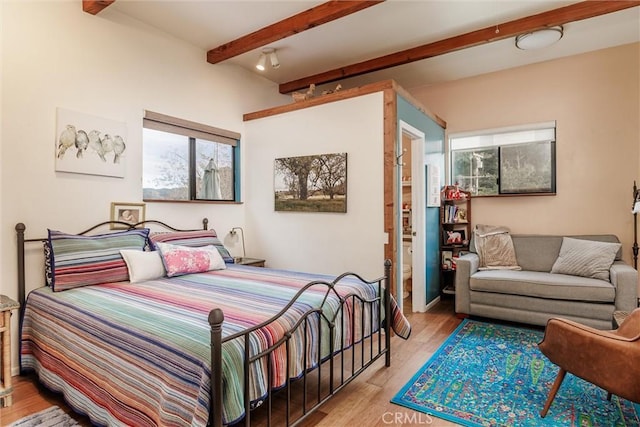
(82, 0, 115, 15)
(279, 1, 640, 94)
(207, 1, 385, 64)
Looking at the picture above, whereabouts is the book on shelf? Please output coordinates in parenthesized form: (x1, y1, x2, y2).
(444, 205, 455, 223)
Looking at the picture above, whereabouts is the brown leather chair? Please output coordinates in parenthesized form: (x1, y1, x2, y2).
(538, 308, 640, 417)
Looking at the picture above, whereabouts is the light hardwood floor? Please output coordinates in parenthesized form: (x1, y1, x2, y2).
(0, 297, 462, 427)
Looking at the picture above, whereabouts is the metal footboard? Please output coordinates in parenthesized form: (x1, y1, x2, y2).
(208, 260, 392, 427)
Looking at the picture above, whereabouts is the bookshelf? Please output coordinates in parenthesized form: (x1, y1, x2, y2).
(440, 185, 471, 295)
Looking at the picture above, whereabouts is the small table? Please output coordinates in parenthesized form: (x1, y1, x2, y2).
(0, 295, 20, 407)
(234, 257, 266, 267)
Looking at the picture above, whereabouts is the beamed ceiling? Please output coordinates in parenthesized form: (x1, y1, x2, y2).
(89, 1, 639, 94)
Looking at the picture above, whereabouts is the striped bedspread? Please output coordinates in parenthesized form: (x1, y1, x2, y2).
(21, 265, 410, 426)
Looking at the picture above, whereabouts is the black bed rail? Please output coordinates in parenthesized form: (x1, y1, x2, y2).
(207, 260, 392, 427)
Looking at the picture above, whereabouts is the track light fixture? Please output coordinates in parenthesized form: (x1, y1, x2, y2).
(255, 53, 267, 71)
(256, 48, 279, 71)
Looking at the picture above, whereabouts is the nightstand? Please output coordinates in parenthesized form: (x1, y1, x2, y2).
(234, 257, 266, 267)
(0, 295, 20, 407)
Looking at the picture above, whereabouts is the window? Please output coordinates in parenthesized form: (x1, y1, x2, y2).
(449, 122, 556, 196)
(142, 111, 240, 202)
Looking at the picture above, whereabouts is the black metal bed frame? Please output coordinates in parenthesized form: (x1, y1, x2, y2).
(15, 218, 393, 427)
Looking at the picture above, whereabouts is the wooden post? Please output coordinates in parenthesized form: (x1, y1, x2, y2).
(0, 296, 20, 407)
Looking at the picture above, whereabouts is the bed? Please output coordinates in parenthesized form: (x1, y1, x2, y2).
(15, 218, 410, 426)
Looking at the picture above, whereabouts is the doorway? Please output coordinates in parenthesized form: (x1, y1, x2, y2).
(396, 121, 426, 313)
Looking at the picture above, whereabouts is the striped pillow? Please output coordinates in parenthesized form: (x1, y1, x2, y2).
(149, 230, 233, 262)
(48, 228, 150, 292)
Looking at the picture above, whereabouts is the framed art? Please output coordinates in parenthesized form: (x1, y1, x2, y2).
(55, 108, 127, 178)
(427, 164, 441, 207)
(443, 229, 466, 245)
(274, 152, 347, 213)
(110, 202, 146, 229)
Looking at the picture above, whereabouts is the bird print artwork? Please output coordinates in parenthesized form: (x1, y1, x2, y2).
(88, 130, 105, 161)
(85, 130, 126, 163)
(57, 124, 77, 159)
(112, 135, 126, 163)
(55, 108, 127, 178)
(100, 134, 114, 163)
(75, 130, 89, 158)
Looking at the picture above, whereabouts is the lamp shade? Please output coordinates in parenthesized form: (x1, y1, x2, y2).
(269, 50, 280, 69)
(516, 26, 563, 50)
(255, 53, 266, 71)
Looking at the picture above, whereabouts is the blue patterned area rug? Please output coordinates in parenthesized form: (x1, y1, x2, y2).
(391, 319, 640, 426)
(8, 406, 80, 427)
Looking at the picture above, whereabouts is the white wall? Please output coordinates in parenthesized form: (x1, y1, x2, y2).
(244, 93, 386, 279)
(1, 1, 288, 371)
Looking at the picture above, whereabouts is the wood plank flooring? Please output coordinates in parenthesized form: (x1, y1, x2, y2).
(0, 297, 462, 427)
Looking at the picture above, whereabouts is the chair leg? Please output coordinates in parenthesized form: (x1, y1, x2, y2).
(607, 392, 612, 401)
(541, 368, 567, 418)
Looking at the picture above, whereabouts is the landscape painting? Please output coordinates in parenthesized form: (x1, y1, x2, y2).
(55, 108, 127, 178)
(274, 152, 347, 213)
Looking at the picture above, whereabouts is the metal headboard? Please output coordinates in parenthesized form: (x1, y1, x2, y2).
(15, 217, 210, 309)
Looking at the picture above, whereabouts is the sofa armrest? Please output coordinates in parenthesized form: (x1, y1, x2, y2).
(455, 253, 479, 315)
(610, 260, 639, 312)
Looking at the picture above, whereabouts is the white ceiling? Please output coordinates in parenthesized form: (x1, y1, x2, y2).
(107, 1, 640, 92)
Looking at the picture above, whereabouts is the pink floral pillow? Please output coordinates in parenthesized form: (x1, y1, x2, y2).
(156, 242, 226, 277)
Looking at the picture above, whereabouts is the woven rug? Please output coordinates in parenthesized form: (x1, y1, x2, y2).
(391, 319, 640, 426)
(8, 406, 80, 427)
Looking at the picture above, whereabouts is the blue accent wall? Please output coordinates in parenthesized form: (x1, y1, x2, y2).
(397, 95, 444, 304)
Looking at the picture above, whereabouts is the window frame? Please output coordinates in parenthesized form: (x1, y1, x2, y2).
(142, 111, 241, 203)
(449, 122, 556, 197)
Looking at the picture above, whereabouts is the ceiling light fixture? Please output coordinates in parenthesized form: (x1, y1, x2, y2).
(256, 48, 279, 71)
(515, 26, 563, 50)
(255, 53, 267, 71)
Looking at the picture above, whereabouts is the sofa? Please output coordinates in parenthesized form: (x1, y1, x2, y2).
(455, 233, 638, 329)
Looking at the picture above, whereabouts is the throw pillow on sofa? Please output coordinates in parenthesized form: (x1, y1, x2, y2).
(550, 237, 621, 281)
(474, 224, 521, 270)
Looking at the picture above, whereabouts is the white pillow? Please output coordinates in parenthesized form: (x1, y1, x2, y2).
(120, 250, 166, 283)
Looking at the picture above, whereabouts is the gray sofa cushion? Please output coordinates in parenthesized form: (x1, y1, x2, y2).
(470, 293, 614, 322)
(470, 270, 615, 303)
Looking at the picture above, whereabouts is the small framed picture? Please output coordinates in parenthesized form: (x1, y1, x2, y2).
(110, 202, 146, 229)
(442, 250, 453, 270)
(444, 229, 466, 245)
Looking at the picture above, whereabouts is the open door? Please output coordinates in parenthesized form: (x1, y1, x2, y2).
(396, 121, 427, 312)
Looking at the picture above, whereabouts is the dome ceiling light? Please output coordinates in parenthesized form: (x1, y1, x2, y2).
(515, 26, 564, 50)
